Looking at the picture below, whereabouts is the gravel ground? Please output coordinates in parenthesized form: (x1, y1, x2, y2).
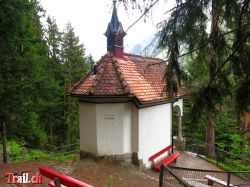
(0, 151, 249, 187)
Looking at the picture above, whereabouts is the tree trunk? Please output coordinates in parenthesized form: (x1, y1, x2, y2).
(50, 123, 53, 145)
(1, 121, 8, 163)
(242, 111, 248, 147)
(243, 111, 248, 133)
(206, 113, 216, 158)
(205, 0, 220, 158)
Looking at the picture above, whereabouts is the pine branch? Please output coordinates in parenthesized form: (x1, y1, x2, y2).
(125, 0, 160, 32)
(163, 0, 193, 15)
(207, 31, 250, 87)
(146, 22, 250, 69)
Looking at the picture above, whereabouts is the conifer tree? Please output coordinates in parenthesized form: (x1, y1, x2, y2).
(0, 0, 92, 153)
(228, 0, 250, 145)
(44, 16, 64, 145)
(159, 0, 249, 155)
(61, 23, 89, 86)
(0, 0, 51, 149)
(61, 23, 90, 143)
(121, 0, 250, 155)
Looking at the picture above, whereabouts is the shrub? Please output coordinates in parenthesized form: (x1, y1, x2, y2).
(8, 140, 22, 158)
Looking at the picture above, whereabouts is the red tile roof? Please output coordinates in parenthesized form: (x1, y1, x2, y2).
(69, 52, 185, 104)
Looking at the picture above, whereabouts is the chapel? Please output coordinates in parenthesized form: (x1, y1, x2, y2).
(69, 1, 184, 168)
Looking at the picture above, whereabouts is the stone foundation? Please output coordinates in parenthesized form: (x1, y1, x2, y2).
(173, 137, 185, 151)
(132, 152, 144, 167)
(80, 150, 133, 164)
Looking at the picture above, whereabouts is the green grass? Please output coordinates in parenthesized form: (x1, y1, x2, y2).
(47, 153, 78, 161)
(1, 140, 78, 163)
(204, 157, 250, 180)
(11, 149, 78, 163)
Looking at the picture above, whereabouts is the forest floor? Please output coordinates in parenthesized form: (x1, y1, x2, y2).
(0, 151, 249, 187)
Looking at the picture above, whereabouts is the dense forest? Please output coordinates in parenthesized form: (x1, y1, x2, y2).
(0, 0, 93, 159)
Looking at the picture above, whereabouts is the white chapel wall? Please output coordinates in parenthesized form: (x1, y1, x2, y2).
(173, 98, 183, 116)
(95, 103, 133, 155)
(137, 103, 172, 168)
(79, 101, 174, 168)
(79, 102, 97, 154)
(96, 103, 124, 155)
(123, 103, 133, 153)
(79, 102, 134, 156)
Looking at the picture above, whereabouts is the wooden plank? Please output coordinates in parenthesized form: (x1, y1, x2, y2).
(155, 153, 180, 170)
(205, 175, 234, 187)
(185, 180, 212, 187)
(149, 145, 173, 161)
(162, 153, 180, 165)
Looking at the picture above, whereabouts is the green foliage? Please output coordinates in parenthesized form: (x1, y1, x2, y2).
(157, 0, 250, 155)
(5, 139, 78, 162)
(24, 112, 48, 148)
(8, 140, 22, 157)
(106, 175, 113, 187)
(61, 22, 90, 86)
(0, 0, 90, 151)
(12, 150, 77, 163)
(47, 153, 77, 162)
(205, 157, 250, 180)
(30, 149, 47, 158)
(122, 0, 250, 175)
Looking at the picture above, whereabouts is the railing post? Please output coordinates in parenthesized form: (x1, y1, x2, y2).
(1, 121, 8, 163)
(227, 172, 231, 187)
(159, 164, 164, 187)
(54, 177, 62, 187)
(216, 148, 219, 166)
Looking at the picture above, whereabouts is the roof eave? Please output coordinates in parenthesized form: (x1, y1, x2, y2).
(70, 94, 135, 103)
(70, 93, 182, 109)
(133, 97, 179, 109)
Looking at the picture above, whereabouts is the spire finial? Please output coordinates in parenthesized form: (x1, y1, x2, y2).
(113, 0, 117, 7)
(105, 0, 126, 57)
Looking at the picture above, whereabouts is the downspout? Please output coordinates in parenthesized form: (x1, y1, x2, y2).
(171, 102, 174, 154)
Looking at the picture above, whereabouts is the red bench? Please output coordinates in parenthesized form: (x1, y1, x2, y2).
(149, 145, 180, 170)
(39, 165, 93, 187)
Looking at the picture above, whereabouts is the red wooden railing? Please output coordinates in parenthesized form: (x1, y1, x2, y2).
(39, 165, 93, 187)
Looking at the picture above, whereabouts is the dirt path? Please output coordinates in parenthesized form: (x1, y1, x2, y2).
(175, 151, 250, 186)
(0, 151, 249, 187)
(70, 159, 159, 187)
(0, 158, 159, 187)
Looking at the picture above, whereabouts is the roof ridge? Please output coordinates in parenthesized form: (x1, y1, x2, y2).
(112, 58, 132, 95)
(123, 52, 164, 61)
(146, 61, 165, 66)
(89, 59, 106, 94)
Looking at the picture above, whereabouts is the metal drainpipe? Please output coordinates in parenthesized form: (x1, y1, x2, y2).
(171, 102, 174, 154)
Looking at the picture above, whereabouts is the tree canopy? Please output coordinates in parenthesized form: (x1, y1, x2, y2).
(0, 0, 92, 154)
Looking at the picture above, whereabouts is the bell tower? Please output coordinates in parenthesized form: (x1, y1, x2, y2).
(105, 0, 126, 57)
